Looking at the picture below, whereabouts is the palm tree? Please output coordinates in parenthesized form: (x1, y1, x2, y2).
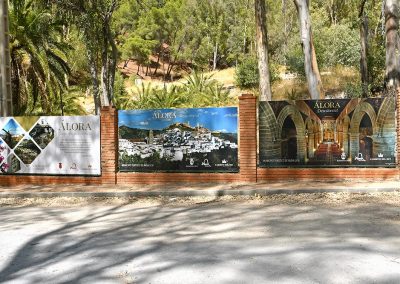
(203, 84, 233, 107)
(9, 0, 71, 115)
(149, 85, 184, 108)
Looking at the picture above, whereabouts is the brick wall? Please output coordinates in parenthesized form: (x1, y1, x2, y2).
(257, 168, 399, 181)
(257, 94, 400, 181)
(0, 108, 115, 186)
(0, 95, 398, 187)
(116, 96, 257, 184)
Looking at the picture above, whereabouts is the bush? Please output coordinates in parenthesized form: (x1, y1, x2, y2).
(118, 73, 236, 110)
(235, 56, 280, 89)
(315, 24, 360, 68)
(113, 71, 131, 109)
(235, 56, 259, 89)
(286, 47, 306, 79)
(344, 82, 363, 98)
(368, 35, 386, 90)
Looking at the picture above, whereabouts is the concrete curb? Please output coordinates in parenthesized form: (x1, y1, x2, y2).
(0, 187, 399, 198)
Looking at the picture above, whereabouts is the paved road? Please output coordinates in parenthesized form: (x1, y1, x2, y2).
(1, 196, 400, 284)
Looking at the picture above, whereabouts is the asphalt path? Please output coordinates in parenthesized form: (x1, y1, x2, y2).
(0, 195, 400, 284)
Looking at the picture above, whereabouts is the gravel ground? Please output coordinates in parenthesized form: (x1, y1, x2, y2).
(1, 191, 400, 208)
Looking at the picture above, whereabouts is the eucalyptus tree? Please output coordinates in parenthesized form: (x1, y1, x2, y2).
(293, 0, 323, 99)
(188, 0, 229, 70)
(384, 0, 400, 91)
(54, 0, 119, 114)
(255, 0, 272, 101)
(225, 0, 254, 65)
(359, 0, 369, 96)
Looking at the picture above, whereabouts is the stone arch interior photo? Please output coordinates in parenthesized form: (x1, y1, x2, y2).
(259, 97, 396, 168)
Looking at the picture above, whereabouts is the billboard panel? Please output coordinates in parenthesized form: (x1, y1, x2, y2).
(259, 97, 396, 168)
(118, 107, 239, 172)
(0, 116, 101, 175)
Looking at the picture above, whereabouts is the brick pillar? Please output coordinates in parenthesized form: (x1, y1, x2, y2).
(100, 107, 117, 184)
(239, 94, 257, 182)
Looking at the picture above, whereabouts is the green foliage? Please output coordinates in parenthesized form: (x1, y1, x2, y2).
(121, 36, 158, 67)
(286, 47, 306, 79)
(114, 72, 236, 110)
(8, 0, 393, 112)
(315, 24, 360, 68)
(235, 56, 259, 89)
(202, 84, 231, 107)
(9, 0, 71, 115)
(60, 91, 87, 115)
(368, 35, 386, 90)
(235, 56, 280, 89)
(66, 31, 91, 88)
(149, 86, 185, 108)
(344, 82, 363, 98)
(113, 71, 131, 109)
(181, 72, 234, 107)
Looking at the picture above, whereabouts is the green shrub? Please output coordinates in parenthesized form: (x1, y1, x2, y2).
(286, 47, 306, 79)
(344, 82, 363, 98)
(235, 56, 259, 89)
(235, 56, 280, 89)
(315, 24, 360, 68)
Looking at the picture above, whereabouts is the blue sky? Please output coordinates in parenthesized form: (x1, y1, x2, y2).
(119, 107, 238, 133)
(1, 119, 25, 135)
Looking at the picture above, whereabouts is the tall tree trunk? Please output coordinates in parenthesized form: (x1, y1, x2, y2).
(0, 0, 12, 116)
(153, 53, 160, 76)
(87, 51, 101, 115)
(213, 42, 218, 71)
(167, 41, 184, 78)
(106, 23, 117, 105)
(10, 58, 25, 115)
(384, 0, 400, 92)
(243, 0, 250, 54)
(255, 0, 272, 101)
(293, 0, 323, 100)
(282, 0, 288, 64)
(100, 32, 110, 107)
(359, 0, 369, 97)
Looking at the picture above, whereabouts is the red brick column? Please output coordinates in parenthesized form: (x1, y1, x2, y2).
(100, 107, 117, 184)
(239, 94, 258, 182)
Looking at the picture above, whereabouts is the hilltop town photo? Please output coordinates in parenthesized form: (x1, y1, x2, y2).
(118, 107, 239, 172)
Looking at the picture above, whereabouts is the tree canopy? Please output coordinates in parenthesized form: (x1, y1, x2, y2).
(4, 0, 400, 114)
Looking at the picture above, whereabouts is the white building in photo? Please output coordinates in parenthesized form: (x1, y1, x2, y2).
(119, 127, 238, 162)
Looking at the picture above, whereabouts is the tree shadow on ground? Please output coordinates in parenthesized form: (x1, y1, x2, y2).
(0, 198, 400, 283)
